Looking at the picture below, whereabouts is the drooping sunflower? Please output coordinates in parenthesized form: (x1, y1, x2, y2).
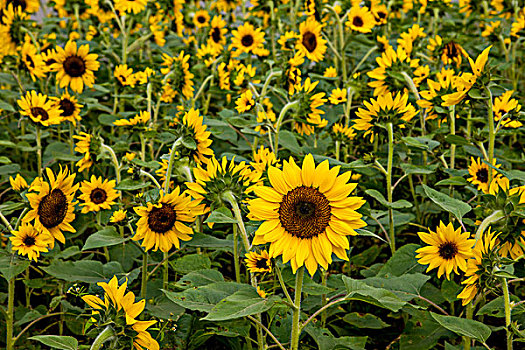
(23, 167, 78, 246)
(231, 22, 266, 56)
(235, 90, 256, 113)
(332, 123, 356, 143)
(297, 17, 327, 62)
(415, 222, 475, 280)
(73, 132, 94, 172)
(193, 10, 210, 28)
(177, 108, 214, 165)
(50, 41, 100, 93)
(114, 0, 148, 14)
(346, 6, 376, 33)
(114, 111, 151, 127)
(17, 90, 63, 127)
(248, 154, 367, 276)
(467, 157, 501, 193)
(208, 15, 227, 50)
(245, 250, 272, 273)
(21, 41, 47, 81)
(133, 188, 203, 252)
(51, 91, 83, 125)
(254, 97, 276, 135)
(417, 68, 456, 120)
(10, 223, 51, 262)
(293, 77, 328, 136)
(160, 51, 194, 101)
(79, 176, 119, 213)
(354, 91, 418, 142)
(82, 276, 159, 350)
(493, 90, 522, 128)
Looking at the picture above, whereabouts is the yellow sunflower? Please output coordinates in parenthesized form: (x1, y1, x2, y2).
(114, 0, 148, 14)
(79, 176, 119, 213)
(235, 90, 256, 113)
(328, 88, 347, 105)
(160, 51, 194, 101)
(114, 111, 151, 127)
(499, 230, 525, 260)
(372, 4, 388, 25)
(417, 68, 456, 120)
(51, 91, 83, 125)
(245, 250, 272, 273)
(332, 123, 356, 143)
(293, 78, 328, 136)
(323, 66, 337, 78)
(467, 157, 501, 194)
(346, 6, 376, 33)
(17, 90, 62, 127)
(0, 4, 28, 56)
(9, 174, 28, 191)
(114, 64, 137, 87)
(73, 132, 94, 172)
(133, 188, 204, 252)
(4, 0, 40, 13)
(110, 209, 127, 223)
(193, 10, 210, 28)
(248, 154, 367, 276)
(415, 222, 475, 280)
(493, 90, 522, 128)
(208, 16, 227, 50)
(50, 41, 100, 93)
(251, 146, 280, 174)
(231, 22, 266, 56)
(10, 223, 51, 262)
(180, 109, 214, 165)
(297, 17, 327, 62)
(23, 167, 78, 246)
(21, 41, 47, 81)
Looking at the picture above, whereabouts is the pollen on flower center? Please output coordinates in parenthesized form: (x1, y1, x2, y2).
(476, 168, 489, 183)
(31, 107, 49, 121)
(278, 186, 331, 239)
(38, 189, 68, 228)
(438, 241, 459, 260)
(302, 32, 317, 52)
(63, 55, 86, 77)
(255, 258, 269, 269)
(148, 204, 177, 233)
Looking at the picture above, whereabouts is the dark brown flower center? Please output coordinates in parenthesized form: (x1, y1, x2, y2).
(38, 189, 68, 228)
(255, 258, 269, 269)
(476, 168, 489, 183)
(302, 31, 317, 52)
(25, 54, 35, 68)
(377, 11, 387, 19)
(31, 107, 49, 121)
(241, 34, 254, 47)
(353, 16, 364, 27)
(212, 27, 221, 43)
(438, 242, 459, 260)
(148, 204, 177, 233)
(23, 235, 36, 246)
(445, 42, 459, 59)
(197, 15, 206, 23)
(59, 98, 75, 117)
(90, 188, 107, 204)
(279, 186, 331, 239)
(7, 0, 27, 11)
(63, 55, 86, 77)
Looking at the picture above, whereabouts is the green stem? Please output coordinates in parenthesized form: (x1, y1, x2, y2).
(386, 123, 395, 254)
(89, 325, 116, 350)
(139, 170, 162, 189)
(6, 277, 14, 350)
(164, 137, 183, 193)
(321, 269, 328, 327)
(274, 101, 299, 157)
(290, 267, 304, 350)
(222, 191, 251, 253)
(36, 125, 42, 177)
(275, 265, 296, 309)
(335, 140, 341, 161)
(233, 224, 241, 283)
(163, 252, 169, 290)
(486, 88, 495, 184)
(141, 252, 148, 298)
(502, 277, 513, 350)
(463, 303, 474, 350)
(449, 105, 456, 169)
(101, 143, 121, 184)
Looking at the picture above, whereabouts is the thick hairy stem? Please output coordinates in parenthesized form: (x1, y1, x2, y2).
(141, 252, 148, 298)
(6, 277, 15, 350)
(502, 277, 513, 350)
(386, 123, 395, 254)
(486, 88, 496, 183)
(89, 325, 116, 350)
(290, 267, 304, 350)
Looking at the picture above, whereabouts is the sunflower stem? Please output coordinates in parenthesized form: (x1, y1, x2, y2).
(141, 251, 148, 299)
(463, 303, 474, 350)
(164, 137, 183, 194)
(275, 265, 296, 310)
(233, 225, 241, 283)
(486, 88, 496, 184)
(101, 143, 121, 184)
(290, 267, 304, 350)
(502, 277, 513, 350)
(321, 269, 328, 327)
(36, 125, 42, 177)
(163, 252, 169, 290)
(335, 140, 341, 161)
(222, 191, 251, 253)
(90, 325, 116, 350)
(274, 100, 300, 157)
(139, 170, 162, 189)
(448, 105, 456, 169)
(386, 122, 396, 254)
(6, 277, 14, 350)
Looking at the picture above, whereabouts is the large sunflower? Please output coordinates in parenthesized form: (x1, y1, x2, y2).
(297, 17, 327, 62)
(50, 41, 100, 93)
(415, 222, 475, 280)
(248, 154, 367, 276)
(23, 167, 78, 246)
(133, 188, 204, 252)
(51, 91, 83, 125)
(231, 22, 266, 56)
(10, 223, 51, 262)
(17, 90, 63, 127)
(467, 157, 500, 194)
(79, 175, 119, 213)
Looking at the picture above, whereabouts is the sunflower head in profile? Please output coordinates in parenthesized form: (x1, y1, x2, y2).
(21, 41, 47, 81)
(354, 91, 418, 142)
(133, 188, 204, 252)
(0, 4, 29, 56)
(231, 22, 266, 56)
(23, 167, 78, 246)
(10, 223, 52, 262)
(17, 90, 63, 127)
(346, 6, 376, 33)
(415, 222, 475, 280)
(175, 108, 214, 165)
(297, 17, 327, 62)
(498, 228, 525, 260)
(9, 173, 28, 191)
(51, 91, 83, 125)
(248, 154, 367, 276)
(50, 40, 100, 93)
(417, 68, 456, 121)
(292, 78, 328, 136)
(114, 64, 137, 87)
(251, 145, 280, 175)
(235, 89, 256, 114)
(245, 250, 272, 273)
(114, 111, 151, 127)
(467, 157, 501, 194)
(79, 175, 119, 213)
(160, 51, 194, 101)
(493, 90, 522, 128)
(73, 132, 98, 172)
(332, 123, 356, 144)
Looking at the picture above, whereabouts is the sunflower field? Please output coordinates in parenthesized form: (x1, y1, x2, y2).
(1, 0, 525, 349)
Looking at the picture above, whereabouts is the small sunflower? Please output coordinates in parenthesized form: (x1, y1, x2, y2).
(160, 51, 194, 101)
(133, 188, 204, 252)
(193, 10, 210, 29)
(248, 154, 367, 276)
(417, 68, 456, 120)
(73, 132, 94, 172)
(51, 91, 83, 125)
(23, 167, 78, 246)
(17, 90, 62, 127)
(493, 90, 522, 128)
(346, 6, 376, 33)
(79, 176, 119, 213)
(297, 17, 327, 62)
(323, 66, 337, 78)
(208, 16, 227, 50)
(110, 209, 127, 223)
(114, 64, 137, 87)
(114, 111, 151, 127)
(50, 41, 100, 93)
(10, 223, 51, 262)
(231, 22, 266, 56)
(245, 250, 272, 273)
(328, 88, 347, 105)
(114, 0, 148, 14)
(235, 90, 256, 113)
(332, 123, 356, 143)
(372, 4, 388, 25)
(499, 230, 525, 260)
(415, 222, 475, 280)
(293, 78, 328, 136)
(251, 146, 280, 174)
(21, 41, 47, 81)
(177, 109, 214, 165)
(467, 157, 500, 193)
(9, 174, 28, 191)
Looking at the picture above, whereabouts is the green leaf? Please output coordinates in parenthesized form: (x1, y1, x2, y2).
(445, 135, 470, 146)
(177, 269, 225, 288)
(305, 326, 367, 350)
(184, 232, 233, 251)
(400, 309, 453, 350)
(115, 178, 151, 191)
(401, 163, 439, 175)
(476, 296, 505, 318)
(82, 227, 127, 250)
(29, 335, 78, 350)
(342, 276, 406, 312)
(430, 312, 491, 343)
(203, 288, 280, 321)
(181, 135, 197, 150)
(173, 254, 211, 274)
(422, 184, 471, 219)
(41, 260, 123, 283)
(365, 273, 430, 302)
(377, 244, 425, 277)
(204, 206, 237, 224)
(0, 254, 30, 281)
(0, 100, 15, 112)
(343, 312, 390, 329)
(435, 177, 468, 186)
(441, 279, 460, 303)
(402, 137, 440, 151)
(279, 130, 303, 154)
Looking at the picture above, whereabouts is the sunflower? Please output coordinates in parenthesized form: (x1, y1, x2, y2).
(82, 276, 159, 350)
(245, 250, 272, 273)
(21, 41, 47, 81)
(4, 0, 40, 13)
(251, 146, 280, 174)
(193, 10, 210, 28)
(493, 90, 522, 128)
(208, 15, 227, 50)
(297, 17, 327, 62)
(174, 109, 213, 165)
(0, 4, 28, 56)
(114, 64, 137, 87)
(133, 188, 203, 252)
(323, 66, 337, 78)
(293, 78, 328, 136)
(231, 22, 266, 56)
(160, 51, 194, 101)
(499, 229, 525, 260)
(328, 88, 347, 105)
(354, 91, 418, 142)
(332, 123, 356, 143)
(23, 167, 78, 246)
(248, 154, 366, 276)
(110, 209, 127, 223)
(73, 132, 94, 172)
(9, 173, 28, 191)
(255, 97, 276, 135)
(346, 6, 376, 33)
(79, 176, 119, 213)
(372, 4, 388, 25)
(51, 91, 83, 125)
(114, 111, 151, 127)
(10, 223, 51, 261)
(511, 14, 525, 37)
(114, 0, 148, 14)
(235, 90, 256, 113)
(467, 157, 501, 194)
(50, 41, 100, 93)
(397, 24, 427, 55)
(415, 222, 475, 280)
(427, 35, 467, 67)
(417, 68, 456, 120)
(17, 90, 63, 127)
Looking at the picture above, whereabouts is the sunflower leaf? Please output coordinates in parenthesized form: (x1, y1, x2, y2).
(422, 184, 471, 220)
(29, 335, 78, 350)
(341, 276, 406, 312)
(82, 227, 127, 250)
(430, 312, 491, 343)
(204, 206, 237, 224)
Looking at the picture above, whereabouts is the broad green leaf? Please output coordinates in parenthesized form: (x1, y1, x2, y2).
(365, 273, 430, 302)
(29, 335, 78, 350)
(305, 326, 367, 350)
(377, 244, 425, 277)
(402, 137, 440, 151)
(422, 184, 471, 219)
(400, 309, 453, 350)
(0, 254, 30, 281)
(476, 296, 505, 318)
(430, 312, 491, 343)
(147, 297, 185, 321)
(41, 260, 124, 283)
(441, 279, 461, 303)
(342, 276, 406, 312)
(177, 269, 225, 288)
(435, 177, 468, 186)
(82, 227, 127, 250)
(184, 232, 233, 251)
(343, 312, 390, 329)
(173, 254, 211, 274)
(115, 178, 151, 191)
(279, 130, 302, 154)
(401, 163, 439, 175)
(445, 135, 470, 146)
(204, 206, 237, 224)
(0, 100, 15, 112)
